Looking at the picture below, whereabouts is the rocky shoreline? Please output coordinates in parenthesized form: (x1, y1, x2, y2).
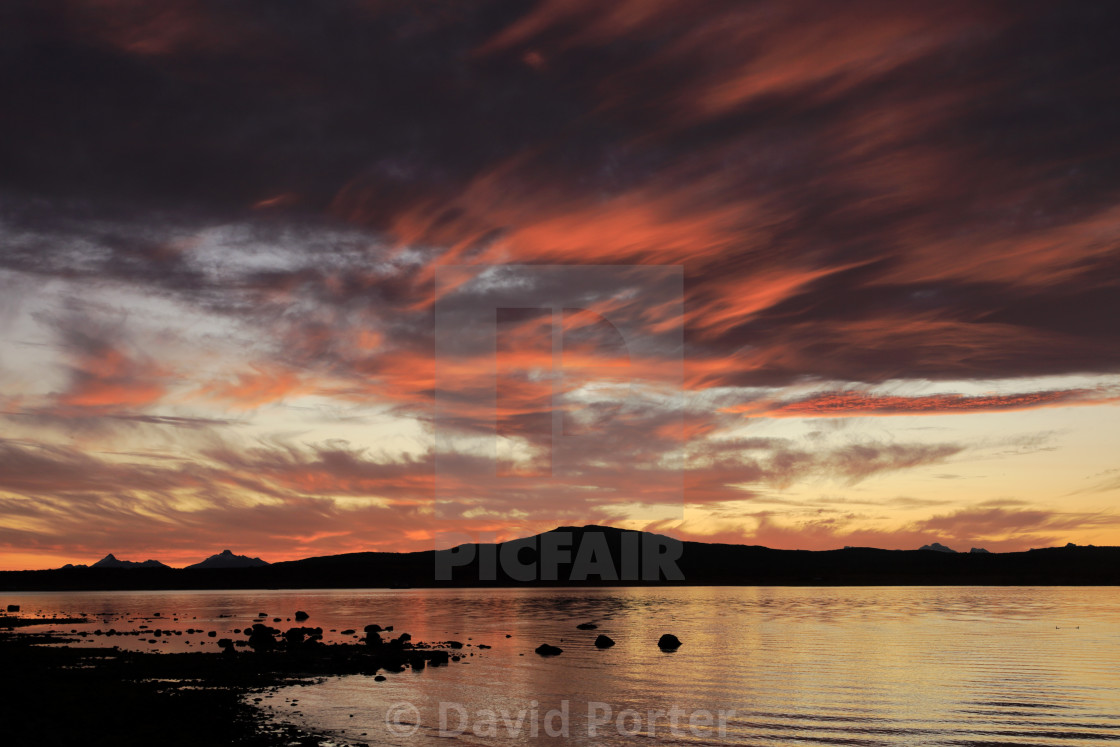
(1, 617, 465, 746)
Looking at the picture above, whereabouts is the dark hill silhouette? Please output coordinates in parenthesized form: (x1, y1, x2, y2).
(89, 554, 169, 570)
(185, 550, 269, 570)
(2, 525, 1118, 590)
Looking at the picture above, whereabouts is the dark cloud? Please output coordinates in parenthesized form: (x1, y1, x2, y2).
(3, 0, 1120, 386)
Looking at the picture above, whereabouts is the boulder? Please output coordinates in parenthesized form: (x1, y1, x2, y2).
(284, 626, 324, 648)
(657, 634, 682, 651)
(576, 622, 597, 630)
(594, 634, 615, 649)
(426, 650, 450, 666)
(294, 610, 310, 621)
(535, 643, 563, 656)
(248, 623, 278, 651)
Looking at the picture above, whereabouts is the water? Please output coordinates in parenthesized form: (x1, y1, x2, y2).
(6, 586, 1120, 745)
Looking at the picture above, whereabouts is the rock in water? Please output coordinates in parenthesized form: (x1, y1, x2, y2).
(576, 622, 597, 630)
(294, 610, 309, 621)
(247, 623, 278, 651)
(535, 643, 563, 656)
(657, 634, 682, 650)
(594, 634, 615, 649)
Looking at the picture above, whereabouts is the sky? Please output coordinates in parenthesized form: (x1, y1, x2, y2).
(1, 1, 1119, 569)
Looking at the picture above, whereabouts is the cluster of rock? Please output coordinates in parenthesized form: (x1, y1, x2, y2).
(534, 623, 680, 656)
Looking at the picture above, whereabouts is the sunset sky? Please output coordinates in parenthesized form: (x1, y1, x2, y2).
(1, 1, 1119, 569)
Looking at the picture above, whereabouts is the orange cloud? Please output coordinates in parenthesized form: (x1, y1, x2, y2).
(195, 366, 308, 410)
(734, 388, 1120, 418)
(59, 345, 168, 409)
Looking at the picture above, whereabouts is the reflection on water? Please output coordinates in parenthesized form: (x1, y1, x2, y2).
(8, 586, 1120, 745)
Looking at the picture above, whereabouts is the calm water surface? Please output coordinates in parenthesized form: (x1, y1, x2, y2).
(9, 586, 1120, 745)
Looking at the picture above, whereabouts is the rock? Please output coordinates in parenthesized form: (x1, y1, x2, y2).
(576, 622, 597, 630)
(594, 634, 615, 649)
(283, 626, 323, 648)
(446, 640, 464, 649)
(6, 605, 19, 613)
(340, 629, 356, 635)
(364, 623, 384, 633)
(535, 644, 563, 656)
(374, 675, 386, 682)
(657, 634, 682, 651)
(294, 610, 309, 621)
(248, 623, 278, 651)
(207, 631, 217, 637)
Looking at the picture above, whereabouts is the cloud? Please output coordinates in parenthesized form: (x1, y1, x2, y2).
(744, 388, 1120, 418)
(918, 506, 1119, 538)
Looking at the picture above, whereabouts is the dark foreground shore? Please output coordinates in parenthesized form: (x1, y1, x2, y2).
(1, 618, 456, 747)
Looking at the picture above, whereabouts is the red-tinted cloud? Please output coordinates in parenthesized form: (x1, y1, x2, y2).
(738, 388, 1120, 418)
(58, 344, 168, 410)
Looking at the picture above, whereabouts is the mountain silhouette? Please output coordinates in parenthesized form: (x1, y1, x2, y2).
(3, 525, 1118, 590)
(186, 550, 269, 570)
(90, 554, 169, 570)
